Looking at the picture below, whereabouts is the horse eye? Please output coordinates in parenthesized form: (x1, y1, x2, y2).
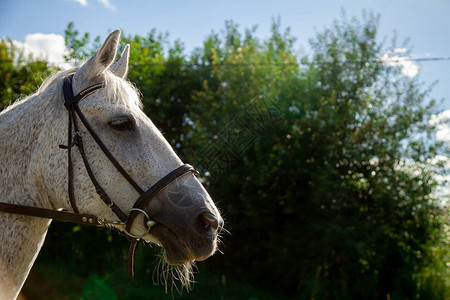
(109, 117, 135, 131)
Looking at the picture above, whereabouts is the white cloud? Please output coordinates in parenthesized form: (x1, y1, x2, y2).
(430, 110, 450, 143)
(13, 33, 72, 69)
(380, 53, 419, 78)
(70, 0, 88, 6)
(70, 0, 115, 10)
(393, 48, 407, 54)
(97, 0, 115, 10)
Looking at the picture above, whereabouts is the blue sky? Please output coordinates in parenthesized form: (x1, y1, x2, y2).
(1, 0, 449, 112)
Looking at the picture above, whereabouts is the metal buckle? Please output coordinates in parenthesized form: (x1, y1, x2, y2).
(123, 208, 156, 239)
(97, 216, 126, 227)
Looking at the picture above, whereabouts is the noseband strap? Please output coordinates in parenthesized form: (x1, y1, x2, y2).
(126, 164, 198, 233)
(0, 74, 198, 278)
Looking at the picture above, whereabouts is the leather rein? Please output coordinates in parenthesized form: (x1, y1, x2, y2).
(0, 74, 198, 277)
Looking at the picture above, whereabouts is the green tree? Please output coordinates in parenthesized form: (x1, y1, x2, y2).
(0, 39, 54, 110)
(187, 14, 449, 299)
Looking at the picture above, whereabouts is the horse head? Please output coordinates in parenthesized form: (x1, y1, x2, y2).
(40, 30, 223, 276)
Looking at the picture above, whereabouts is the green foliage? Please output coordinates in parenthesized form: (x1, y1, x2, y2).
(64, 22, 96, 62)
(24, 257, 284, 300)
(3, 13, 447, 299)
(0, 39, 55, 110)
(184, 13, 449, 299)
(80, 274, 117, 300)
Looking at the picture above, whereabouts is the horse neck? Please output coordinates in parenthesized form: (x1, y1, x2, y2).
(0, 85, 63, 203)
(0, 85, 62, 298)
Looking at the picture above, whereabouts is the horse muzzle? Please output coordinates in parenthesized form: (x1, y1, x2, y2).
(125, 173, 223, 265)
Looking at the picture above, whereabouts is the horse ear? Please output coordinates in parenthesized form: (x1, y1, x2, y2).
(110, 44, 130, 78)
(72, 29, 121, 90)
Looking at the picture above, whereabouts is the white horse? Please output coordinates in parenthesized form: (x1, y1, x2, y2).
(0, 30, 223, 299)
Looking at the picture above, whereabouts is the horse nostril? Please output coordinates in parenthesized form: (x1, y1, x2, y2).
(196, 212, 219, 235)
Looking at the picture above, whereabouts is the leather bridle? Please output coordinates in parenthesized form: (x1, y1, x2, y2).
(0, 74, 198, 277)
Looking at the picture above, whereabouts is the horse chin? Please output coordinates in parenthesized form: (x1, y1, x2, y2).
(145, 224, 195, 265)
(143, 223, 218, 266)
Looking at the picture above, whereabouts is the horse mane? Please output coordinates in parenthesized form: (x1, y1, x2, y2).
(37, 68, 78, 92)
